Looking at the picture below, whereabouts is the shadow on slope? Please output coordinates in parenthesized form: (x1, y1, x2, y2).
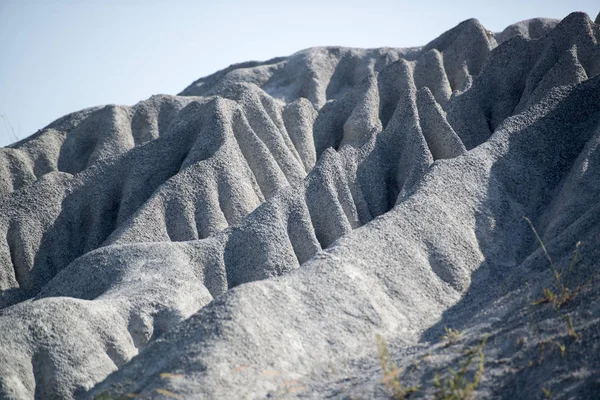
(419, 64, 600, 398)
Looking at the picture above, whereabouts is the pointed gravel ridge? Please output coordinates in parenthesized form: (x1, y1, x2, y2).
(0, 12, 599, 400)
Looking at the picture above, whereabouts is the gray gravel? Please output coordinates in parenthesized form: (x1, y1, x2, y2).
(1, 12, 599, 400)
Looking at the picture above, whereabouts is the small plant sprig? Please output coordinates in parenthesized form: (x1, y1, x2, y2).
(376, 334, 419, 399)
(542, 386, 552, 399)
(523, 217, 586, 339)
(441, 327, 464, 348)
(524, 217, 581, 308)
(433, 335, 488, 400)
(0, 113, 20, 143)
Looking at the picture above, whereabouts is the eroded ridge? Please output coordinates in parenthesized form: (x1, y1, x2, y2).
(0, 12, 599, 400)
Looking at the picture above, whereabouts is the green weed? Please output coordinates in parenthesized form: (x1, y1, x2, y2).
(376, 334, 419, 399)
(0, 113, 19, 143)
(433, 335, 488, 400)
(542, 386, 552, 399)
(524, 217, 581, 309)
(441, 327, 464, 348)
(524, 217, 585, 339)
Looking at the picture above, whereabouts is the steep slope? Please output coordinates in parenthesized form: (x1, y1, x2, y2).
(0, 12, 599, 400)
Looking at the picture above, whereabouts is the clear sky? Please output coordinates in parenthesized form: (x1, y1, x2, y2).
(0, 0, 597, 147)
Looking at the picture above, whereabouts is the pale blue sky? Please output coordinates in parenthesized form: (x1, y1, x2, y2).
(0, 0, 597, 146)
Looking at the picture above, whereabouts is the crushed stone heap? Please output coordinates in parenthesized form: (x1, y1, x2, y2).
(1, 12, 599, 399)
